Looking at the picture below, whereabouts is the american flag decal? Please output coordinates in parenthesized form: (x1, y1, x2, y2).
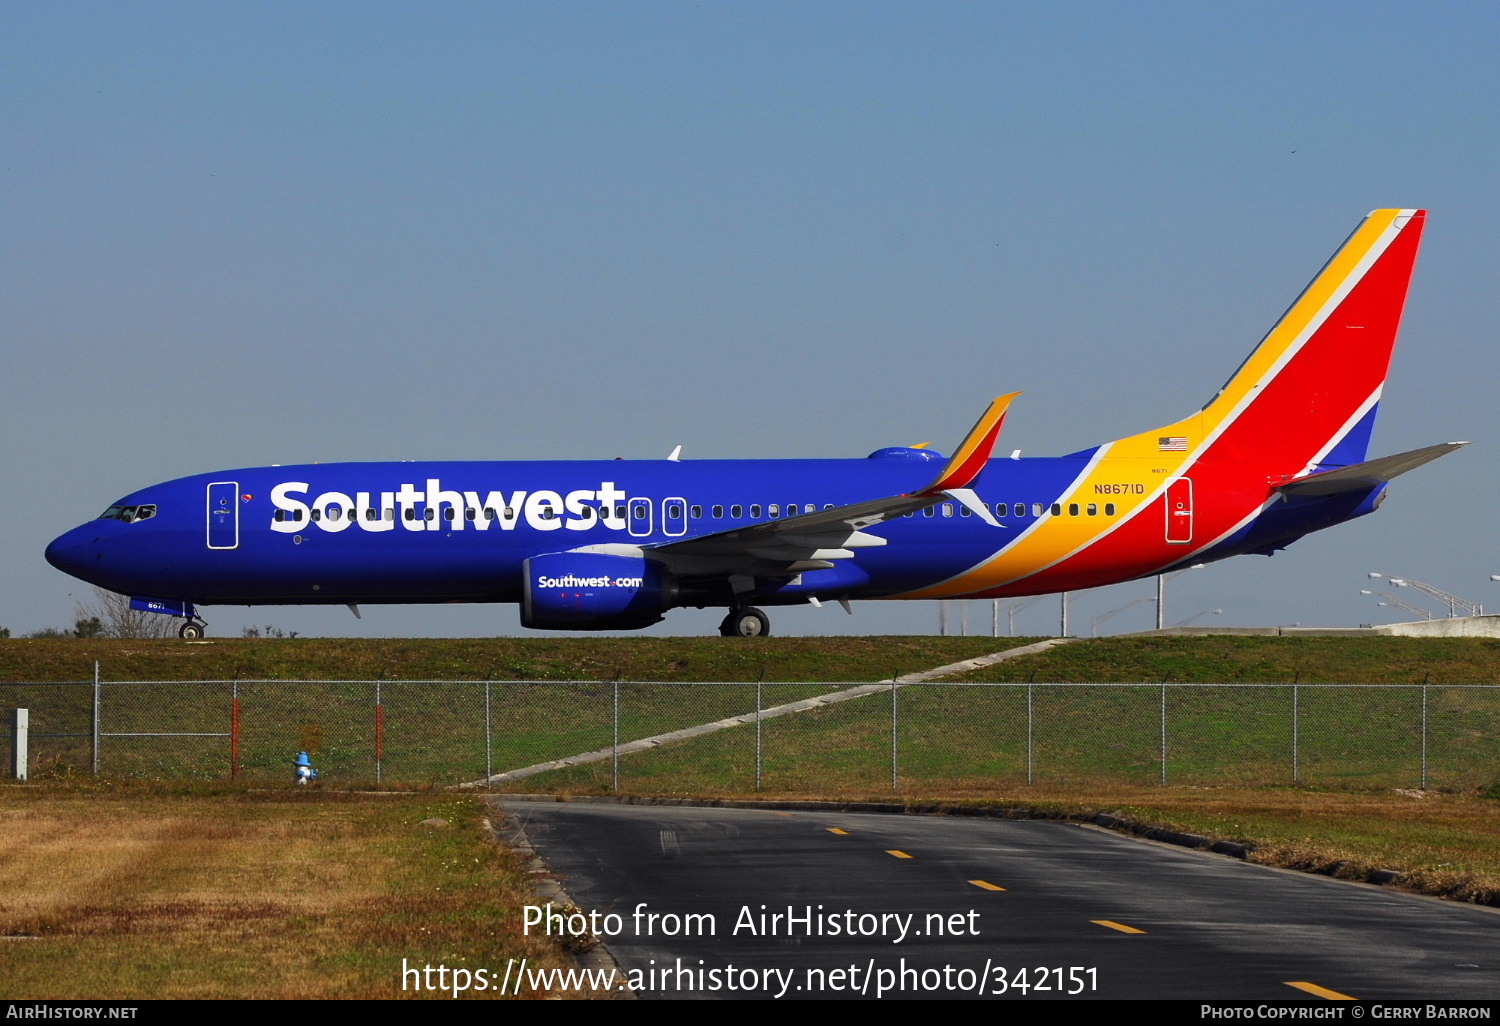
(1158, 436, 1188, 451)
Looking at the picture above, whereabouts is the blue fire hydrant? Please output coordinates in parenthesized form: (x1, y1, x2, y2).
(294, 751, 317, 785)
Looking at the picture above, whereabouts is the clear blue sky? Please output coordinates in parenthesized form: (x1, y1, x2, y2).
(3, 1, 1497, 639)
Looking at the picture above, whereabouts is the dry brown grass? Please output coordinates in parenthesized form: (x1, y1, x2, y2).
(0, 784, 584, 999)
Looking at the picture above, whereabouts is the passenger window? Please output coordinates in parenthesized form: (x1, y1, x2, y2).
(465, 508, 476, 521)
(294, 509, 304, 522)
(328, 508, 342, 521)
(690, 505, 701, 518)
(994, 503, 1006, 517)
(960, 506, 971, 517)
(311, 509, 321, 522)
(1033, 503, 1043, 517)
(768, 504, 780, 518)
(632, 506, 645, 520)
(942, 504, 954, 517)
(544, 508, 556, 520)
(730, 505, 742, 518)
(385, 508, 394, 521)
(274, 510, 285, 522)
(1105, 503, 1116, 516)
(923, 507, 934, 517)
(1068, 503, 1079, 516)
(823, 504, 833, 510)
(1087, 503, 1097, 516)
(405, 509, 415, 521)
(484, 508, 496, 520)
(1015, 503, 1026, 518)
(1050, 504, 1061, 516)
(424, 508, 435, 521)
(712, 505, 724, 518)
(667, 504, 682, 517)
(750, 504, 761, 518)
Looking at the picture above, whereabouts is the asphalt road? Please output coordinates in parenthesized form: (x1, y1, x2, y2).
(497, 798, 1500, 1001)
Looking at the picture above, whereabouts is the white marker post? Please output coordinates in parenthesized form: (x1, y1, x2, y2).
(12, 709, 27, 781)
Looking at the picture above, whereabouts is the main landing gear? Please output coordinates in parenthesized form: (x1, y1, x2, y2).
(719, 606, 770, 638)
(178, 619, 208, 640)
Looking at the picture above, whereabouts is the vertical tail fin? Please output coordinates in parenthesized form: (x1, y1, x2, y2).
(1184, 208, 1426, 471)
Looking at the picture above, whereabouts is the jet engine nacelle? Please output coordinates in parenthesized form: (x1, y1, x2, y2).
(521, 551, 675, 631)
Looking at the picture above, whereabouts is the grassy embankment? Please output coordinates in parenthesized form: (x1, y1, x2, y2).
(0, 635, 1019, 684)
(0, 783, 593, 999)
(0, 635, 1020, 783)
(5, 635, 1500, 789)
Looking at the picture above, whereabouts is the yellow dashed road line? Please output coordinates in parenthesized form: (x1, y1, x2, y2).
(1285, 981, 1355, 1000)
(1091, 920, 1146, 935)
(968, 880, 1006, 891)
(886, 850, 913, 859)
(827, 828, 849, 835)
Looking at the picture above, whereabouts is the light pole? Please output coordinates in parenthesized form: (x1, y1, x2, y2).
(1368, 573, 1482, 618)
(1156, 564, 1207, 630)
(1360, 588, 1432, 621)
(1173, 608, 1222, 628)
(995, 596, 1047, 636)
(1092, 596, 1156, 637)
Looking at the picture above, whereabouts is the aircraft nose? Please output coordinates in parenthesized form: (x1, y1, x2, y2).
(45, 527, 100, 574)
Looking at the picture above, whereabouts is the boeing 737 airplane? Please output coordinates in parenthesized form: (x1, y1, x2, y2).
(46, 209, 1464, 638)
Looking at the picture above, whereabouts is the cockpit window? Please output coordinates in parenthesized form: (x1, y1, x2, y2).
(98, 504, 157, 523)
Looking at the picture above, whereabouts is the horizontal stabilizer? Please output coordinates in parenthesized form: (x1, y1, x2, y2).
(1276, 442, 1469, 497)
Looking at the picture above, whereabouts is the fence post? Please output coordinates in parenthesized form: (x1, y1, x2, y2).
(11, 709, 26, 781)
(92, 661, 100, 777)
(230, 679, 240, 781)
(375, 680, 383, 784)
(1026, 683, 1034, 786)
(1421, 683, 1428, 790)
(484, 680, 492, 782)
(612, 681, 619, 793)
(890, 677, 899, 792)
(1160, 683, 1168, 787)
(1292, 683, 1300, 785)
(755, 680, 762, 793)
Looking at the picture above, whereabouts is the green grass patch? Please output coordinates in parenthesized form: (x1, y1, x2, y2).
(955, 635, 1500, 683)
(0, 636, 1028, 684)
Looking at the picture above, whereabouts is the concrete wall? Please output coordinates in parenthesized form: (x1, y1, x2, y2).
(1376, 614, 1500, 638)
(1124, 615, 1500, 639)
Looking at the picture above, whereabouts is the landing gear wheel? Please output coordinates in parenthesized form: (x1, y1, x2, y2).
(178, 621, 205, 640)
(719, 607, 770, 638)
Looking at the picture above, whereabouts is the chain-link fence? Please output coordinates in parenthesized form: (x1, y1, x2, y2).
(4, 676, 1498, 791)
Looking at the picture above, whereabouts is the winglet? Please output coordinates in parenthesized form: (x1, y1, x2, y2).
(921, 393, 1020, 495)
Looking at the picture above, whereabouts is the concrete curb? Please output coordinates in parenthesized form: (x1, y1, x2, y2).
(485, 807, 634, 999)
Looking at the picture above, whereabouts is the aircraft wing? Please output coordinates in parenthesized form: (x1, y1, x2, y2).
(645, 394, 1018, 577)
(1275, 441, 1469, 497)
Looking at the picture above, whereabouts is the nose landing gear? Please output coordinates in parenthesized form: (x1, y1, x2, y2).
(719, 606, 770, 638)
(178, 619, 207, 640)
